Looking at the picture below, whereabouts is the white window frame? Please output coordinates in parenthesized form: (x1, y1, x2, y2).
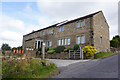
(49, 41, 52, 47)
(77, 36, 80, 44)
(58, 39, 61, 46)
(81, 35, 85, 44)
(68, 38, 70, 45)
(64, 38, 67, 45)
(61, 39, 64, 45)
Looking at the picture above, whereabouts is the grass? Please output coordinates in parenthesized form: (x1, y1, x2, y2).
(94, 52, 116, 59)
(2, 58, 58, 79)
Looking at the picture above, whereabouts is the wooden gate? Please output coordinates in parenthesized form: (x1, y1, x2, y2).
(69, 47, 83, 59)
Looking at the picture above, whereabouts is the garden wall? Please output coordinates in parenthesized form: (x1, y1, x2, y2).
(38, 52, 69, 59)
(110, 47, 120, 53)
(25, 50, 37, 58)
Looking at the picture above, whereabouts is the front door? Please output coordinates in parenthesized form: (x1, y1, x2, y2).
(34, 39, 43, 49)
(41, 42, 43, 48)
(38, 41, 40, 49)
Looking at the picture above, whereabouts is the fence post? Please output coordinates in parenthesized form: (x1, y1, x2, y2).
(80, 50, 81, 58)
(82, 49, 83, 60)
(74, 51, 75, 59)
(69, 50, 70, 59)
(80, 47, 81, 59)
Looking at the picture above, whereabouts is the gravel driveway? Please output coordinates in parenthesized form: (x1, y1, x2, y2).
(47, 59, 91, 67)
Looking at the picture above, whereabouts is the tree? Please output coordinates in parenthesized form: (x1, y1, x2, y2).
(110, 35, 120, 48)
(1, 43, 11, 51)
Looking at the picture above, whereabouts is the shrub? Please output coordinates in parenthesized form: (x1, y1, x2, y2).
(67, 48, 73, 51)
(55, 46, 65, 53)
(45, 48, 49, 52)
(74, 44, 79, 50)
(12, 56, 17, 58)
(49, 48, 55, 50)
(2, 58, 57, 78)
(38, 47, 42, 51)
(64, 49, 68, 52)
(64, 48, 73, 52)
(47, 50, 55, 54)
(82, 45, 97, 57)
(2, 51, 5, 55)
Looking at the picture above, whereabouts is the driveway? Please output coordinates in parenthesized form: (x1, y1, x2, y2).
(51, 54, 118, 78)
(48, 59, 91, 67)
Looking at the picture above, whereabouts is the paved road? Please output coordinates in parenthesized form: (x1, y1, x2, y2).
(52, 54, 118, 78)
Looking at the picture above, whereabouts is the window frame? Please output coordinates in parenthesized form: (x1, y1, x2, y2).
(49, 41, 52, 47)
(59, 27, 61, 32)
(81, 20, 85, 27)
(42, 31, 45, 35)
(67, 38, 70, 45)
(77, 22, 80, 28)
(62, 26, 64, 31)
(64, 38, 67, 45)
(61, 39, 64, 45)
(81, 35, 85, 44)
(58, 39, 61, 46)
(77, 36, 80, 44)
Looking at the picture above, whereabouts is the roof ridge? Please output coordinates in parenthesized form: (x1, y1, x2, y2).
(23, 11, 102, 36)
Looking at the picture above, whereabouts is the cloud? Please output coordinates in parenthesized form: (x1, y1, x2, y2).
(0, 30, 22, 41)
(0, 30, 23, 48)
(1, 15, 25, 30)
(24, 24, 41, 34)
(0, 15, 25, 48)
(37, 1, 118, 40)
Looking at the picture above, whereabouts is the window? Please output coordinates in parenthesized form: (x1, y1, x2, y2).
(49, 29, 53, 34)
(100, 37, 102, 44)
(77, 22, 80, 27)
(59, 27, 61, 32)
(34, 41, 37, 49)
(42, 31, 45, 35)
(68, 38, 70, 45)
(62, 27, 64, 31)
(81, 35, 85, 44)
(64, 38, 67, 45)
(61, 39, 64, 45)
(58, 39, 61, 46)
(47, 41, 49, 47)
(49, 41, 52, 47)
(81, 21, 85, 27)
(77, 36, 80, 44)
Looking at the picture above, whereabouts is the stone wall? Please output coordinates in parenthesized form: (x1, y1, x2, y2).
(93, 11, 110, 52)
(23, 17, 92, 49)
(25, 50, 37, 58)
(110, 47, 120, 53)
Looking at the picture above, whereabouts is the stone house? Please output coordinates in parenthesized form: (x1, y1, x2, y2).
(22, 11, 110, 52)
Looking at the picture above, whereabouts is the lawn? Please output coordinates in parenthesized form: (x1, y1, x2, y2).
(94, 52, 116, 59)
(2, 58, 58, 79)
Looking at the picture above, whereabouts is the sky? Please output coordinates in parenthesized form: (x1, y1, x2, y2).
(0, 0, 119, 48)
